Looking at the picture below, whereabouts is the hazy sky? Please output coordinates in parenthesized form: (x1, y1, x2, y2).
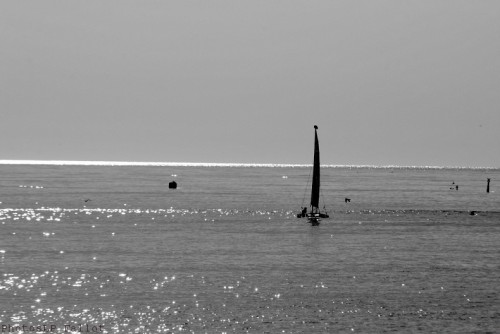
(1, 1, 499, 167)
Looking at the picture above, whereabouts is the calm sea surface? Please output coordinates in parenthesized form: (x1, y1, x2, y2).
(0, 164, 499, 333)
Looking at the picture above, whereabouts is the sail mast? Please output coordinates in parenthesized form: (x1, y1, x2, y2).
(310, 125, 320, 211)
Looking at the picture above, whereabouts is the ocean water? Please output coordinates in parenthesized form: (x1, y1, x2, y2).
(0, 164, 499, 333)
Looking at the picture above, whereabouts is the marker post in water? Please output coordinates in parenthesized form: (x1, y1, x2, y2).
(487, 178, 491, 193)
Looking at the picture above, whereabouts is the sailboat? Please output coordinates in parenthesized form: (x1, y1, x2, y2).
(297, 125, 329, 225)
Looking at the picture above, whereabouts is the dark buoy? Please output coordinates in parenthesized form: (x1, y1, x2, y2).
(487, 178, 491, 193)
(169, 181, 177, 189)
(345, 198, 351, 203)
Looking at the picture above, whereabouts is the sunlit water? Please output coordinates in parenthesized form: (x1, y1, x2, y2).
(0, 165, 499, 333)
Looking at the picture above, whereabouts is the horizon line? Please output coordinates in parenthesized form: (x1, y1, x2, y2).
(0, 160, 497, 170)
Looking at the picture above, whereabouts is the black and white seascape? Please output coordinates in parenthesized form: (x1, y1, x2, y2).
(2, 1, 500, 333)
(1, 164, 498, 333)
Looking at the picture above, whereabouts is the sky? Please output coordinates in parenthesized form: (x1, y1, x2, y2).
(1, 1, 499, 167)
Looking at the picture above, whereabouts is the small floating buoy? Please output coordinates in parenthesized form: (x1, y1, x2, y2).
(345, 198, 351, 203)
(169, 181, 177, 189)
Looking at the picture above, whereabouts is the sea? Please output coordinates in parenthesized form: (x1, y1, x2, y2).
(0, 162, 499, 333)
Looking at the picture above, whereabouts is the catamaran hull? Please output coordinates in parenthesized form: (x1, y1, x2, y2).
(296, 213, 329, 218)
(310, 213, 329, 219)
(296, 212, 329, 227)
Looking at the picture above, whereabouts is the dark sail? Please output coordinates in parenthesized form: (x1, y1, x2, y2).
(296, 124, 329, 223)
(310, 125, 320, 210)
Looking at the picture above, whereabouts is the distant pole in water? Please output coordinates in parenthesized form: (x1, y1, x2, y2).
(487, 178, 491, 193)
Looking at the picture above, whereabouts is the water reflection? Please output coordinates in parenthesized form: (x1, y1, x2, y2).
(0, 207, 499, 332)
